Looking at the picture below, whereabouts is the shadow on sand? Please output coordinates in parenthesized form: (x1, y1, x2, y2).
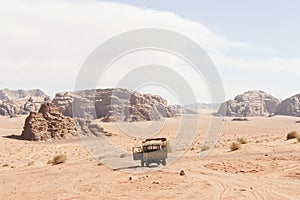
(113, 164, 159, 171)
(2, 134, 24, 140)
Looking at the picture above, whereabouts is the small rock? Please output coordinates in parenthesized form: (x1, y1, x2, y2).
(179, 170, 185, 176)
(232, 118, 249, 121)
(240, 188, 247, 191)
(129, 176, 138, 181)
(268, 113, 275, 117)
(104, 132, 113, 136)
(152, 180, 160, 184)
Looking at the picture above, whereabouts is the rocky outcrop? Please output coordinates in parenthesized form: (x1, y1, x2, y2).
(218, 91, 280, 117)
(276, 94, 300, 116)
(167, 105, 197, 115)
(52, 88, 176, 122)
(21, 103, 77, 141)
(0, 89, 50, 117)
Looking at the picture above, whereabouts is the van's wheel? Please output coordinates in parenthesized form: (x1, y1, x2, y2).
(162, 159, 166, 166)
(141, 160, 144, 167)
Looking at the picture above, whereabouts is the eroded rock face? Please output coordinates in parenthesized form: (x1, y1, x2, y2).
(21, 103, 77, 141)
(167, 105, 197, 116)
(218, 91, 280, 117)
(52, 88, 176, 122)
(0, 89, 50, 117)
(276, 94, 300, 116)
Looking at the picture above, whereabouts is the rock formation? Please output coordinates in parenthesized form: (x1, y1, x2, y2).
(218, 90, 280, 117)
(276, 94, 300, 116)
(0, 88, 50, 117)
(52, 88, 177, 122)
(21, 103, 77, 141)
(183, 103, 220, 113)
(167, 105, 197, 115)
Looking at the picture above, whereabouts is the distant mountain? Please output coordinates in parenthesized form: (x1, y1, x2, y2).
(0, 88, 46, 101)
(5, 88, 300, 119)
(184, 103, 221, 113)
(276, 94, 300, 117)
(167, 105, 198, 115)
(0, 88, 50, 116)
(217, 90, 280, 117)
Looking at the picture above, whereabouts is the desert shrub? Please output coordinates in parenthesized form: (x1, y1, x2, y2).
(120, 153, 127, 158)
(286, 131, 299, 140)
(27, 161, 34, 166)
(2, 163, 9, 167)
(230, 142, 241, 151)
(237, 137, 247, 144)
(297, 134, 300, 142)
(48, 154, 67, 165)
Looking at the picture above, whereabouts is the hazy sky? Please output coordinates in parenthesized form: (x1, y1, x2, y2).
(1, 0, 299, 104)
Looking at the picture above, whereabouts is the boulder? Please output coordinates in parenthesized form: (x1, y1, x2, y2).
(21, 103, 77, 141)
(276, 94, 300, 116)
(218, 91, 280, 117)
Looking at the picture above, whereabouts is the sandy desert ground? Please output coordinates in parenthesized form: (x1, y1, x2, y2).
(1, 112, 300, 200)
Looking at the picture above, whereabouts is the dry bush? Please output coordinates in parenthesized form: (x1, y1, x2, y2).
(48, 154, 67, 165)
(297, 134, 300, 142)
(237, 137, 247, 144)
(286, 131, 299, 140)
(120, 153, 127, 158)
(230, 142, 241, 151)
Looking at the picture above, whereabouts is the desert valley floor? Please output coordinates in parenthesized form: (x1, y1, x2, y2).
(0, 113, 300, 200)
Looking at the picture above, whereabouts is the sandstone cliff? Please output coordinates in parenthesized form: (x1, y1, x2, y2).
(52, 88, 176, 122)
(218, 91, 280, 117)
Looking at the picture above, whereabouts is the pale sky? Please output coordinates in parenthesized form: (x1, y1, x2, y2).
(0, 0, 299, 104)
